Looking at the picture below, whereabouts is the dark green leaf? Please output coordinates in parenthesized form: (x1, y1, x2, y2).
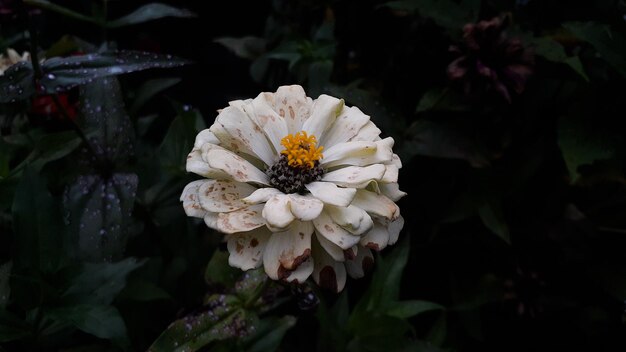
(117, 279, 171, 302)
(386, 300, 445, 319)
(0, 310, 31, 342)
(234, 268, 268, 304)
(46, 304, 128, 345)
(383, 0, 481, 31)
(0, 261, 12, 308)
(0, 61, 35, 103)
(243, 316, 296, 352)
(478, 199, 511, 244)
(64, 258, 144, 305)
(214, 36, 267, 60)
(530, 37, 589, 81)
(107, 3, 196, 28)
(416, 88, 469, 113)
(204, 250, 240, 288)
(149, 294, 252, 352)
(12, 130, 83, 175)
(564, 21, 626, 77)
(159, 108, 205, 173)
(23, 0, 101, 25)
(129, 77, 181, 115)
(40, 51, 189, 94)
(12, 170, 65, 272)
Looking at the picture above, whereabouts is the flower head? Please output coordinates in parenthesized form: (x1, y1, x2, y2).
(447, 15, 534, 103)
(181, 85, 405, 292)
(0, 48, 30, 76)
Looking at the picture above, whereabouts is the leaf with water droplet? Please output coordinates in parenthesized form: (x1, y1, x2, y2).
(149, 294, 255, 352)
(129, 77, 181, 116)
(0, 61, 36, 103)
(107, 3, 196, 28)
(39, 51, 190, 94)
(64, 173, 138, 262)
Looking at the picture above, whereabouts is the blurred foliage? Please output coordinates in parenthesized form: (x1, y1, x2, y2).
(1, 0, 626, 351)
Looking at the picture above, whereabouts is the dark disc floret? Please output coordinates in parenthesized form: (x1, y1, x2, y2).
(266, 155, 324, 194)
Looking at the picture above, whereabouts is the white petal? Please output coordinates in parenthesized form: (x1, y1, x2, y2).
(262, 194, 294, 230)
(198, 180, 257, 212)
(379, 182, 407, 202)
(248, 93, 289, 153)
(302, 95, 344, 139)
(216, 204, 266, 234)
(390, 153, 402, 169)
(351, 189, 400, 220)
(228, 98, 252, 111)
(321, 164, 386, 188)
(387, 215, 404, 246)
(326, 204, 374, 235)
(349, 120, 381, 142)
(204, 212, 219, 230)
(321, 137, 394, 168)
(194, 129, 221, 148)
(320, 105, 370, 147)
(315, 231, 345, 261)
(288, 194, 324, 221)
(312, 210, 361, 249)
(186, 147, 229, 179)
(180, 180, 209, 218)
(206, 149, 269, 185)
(213, 106, 276, 165)
(242, 187, 283, 204)
(272, 85, 312, 134)
(381, 163, 399, 183)
(263, 221, 313, 280)
(283, 256, 314, 283)
(226, 227, 271, 270)
(359, 222, 389, 251)
(345, 245, 374, 279)
(312, 236, 347, 292)
(305, 181, 356, 207)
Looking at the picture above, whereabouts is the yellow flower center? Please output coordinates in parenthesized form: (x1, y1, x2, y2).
(280, 131, 324, 169)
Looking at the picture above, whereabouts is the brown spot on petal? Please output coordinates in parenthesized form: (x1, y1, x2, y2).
(279, 108, 285, 117)
(236, 242, 244, 254)
(250, 238, 259, 247)
(343, 248, 356, 260)
(324, 224, 334, 233)
(299, 232, 305, 239)
(279, 248, 311, 271)
(362, 256, 374, 273)
(319, 266, 338, 292)
(288, 106, 295, 119)
(365, 242, 380, 251)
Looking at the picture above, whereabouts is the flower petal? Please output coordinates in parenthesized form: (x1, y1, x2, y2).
(262, 194, 295, 230)
(321, 164, 386, 188)
(217, 204, 266, 234)
(351, 189, 400, 220)
(180, 180, 209, 218)
(348, 120, 381, 142)
(315, 231, 345, 261)
(359, 222, 390, 251)
(263, 221, 313, 280)
(288, 194, 324, 221)
(387, 215, 404, 246)
(213, 106, 276, 165)
(242, 187, 283, 204)
(272, 85, 312, 134)
(226, 227, 271, 270)
(312, 236, 347, 292)
(248, 93, 289, 152)
(302, 95, 344, 139)
(320, 106, 370, 147)
(204, 212, 219, 230)
(194, 129, 221, 148)
(186, 147, 229, 179)
(283, 256, 314, 283)
(312, 210, 361, 249)
(326, 204, 374, 235)
(206, 149, 269, 185)
(379, 182, 407, 202)
(305, 181, 356, 207)
(381, 163, 399, 183)
(345, 245, 374, 279)
(321, 137, 394, 168)
(198, 180, 257, 212)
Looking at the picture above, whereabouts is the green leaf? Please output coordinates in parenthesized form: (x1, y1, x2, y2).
(46, 304, 128, 345)
(0, 310, 31, 342)
(64, 258, 144, 305)
(416, 88, 469, 113)
(12, 130, 83, 175)
(204, 250, 240, 288)
(386, 300, 445, 319)
(107, 3, 196, 28)
(23, 0, 101, 25)
(117, 279, 171, 302)
(0, 61, 35, 103)
(40, 51, 190, 94)
(0, 139, 10, 179)
(214, 36, 267, 60)
(12, 170, 65, 272)
(0, 261, 12, 308)
(530, 37, 589, 81)
(159, 108, 206, 174)
(149, 294, 252, 352)
(243, 316, 296, 352)
(64, 173, 138, 262)
(129, 77, 181, 115)
(563, 21, 626, 77)
(347, 314, 413, 352)
(478, 199, 511, 244)
(383, 0, 481, 31)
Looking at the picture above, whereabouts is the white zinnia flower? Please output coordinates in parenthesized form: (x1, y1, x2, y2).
(181, 85, 406, 292)
(0, 48, 30, 76)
